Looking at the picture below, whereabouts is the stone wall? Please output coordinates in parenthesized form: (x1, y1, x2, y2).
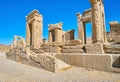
(107, 21, 120, 43)
(65, 30, 74, 42)
(105, 21, 120, 54)
(55, 53, 120, 73)
(62, 45, 84, 53)
(41, 44, 63, 53)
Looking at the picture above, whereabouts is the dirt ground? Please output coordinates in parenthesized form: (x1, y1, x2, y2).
(0, 53, 120, 82)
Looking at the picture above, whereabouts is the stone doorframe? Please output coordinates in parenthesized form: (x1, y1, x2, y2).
(77, 0, 107, 44)
(48, 22, 63, 43)
(77, 9, 91, 44)
(26, 9, 43, 48)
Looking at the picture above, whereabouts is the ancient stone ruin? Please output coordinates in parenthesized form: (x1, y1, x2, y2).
(6, 0, 120, 73)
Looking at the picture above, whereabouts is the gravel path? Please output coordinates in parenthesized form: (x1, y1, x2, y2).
(0, 53, 120, 82)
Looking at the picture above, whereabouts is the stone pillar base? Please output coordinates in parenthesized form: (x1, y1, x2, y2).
(85, 43, 104, 54)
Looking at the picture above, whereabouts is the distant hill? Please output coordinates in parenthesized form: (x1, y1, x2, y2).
(0, 44, 10, 54)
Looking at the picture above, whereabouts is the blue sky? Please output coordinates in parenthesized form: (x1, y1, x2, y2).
(0, 0, 120, 45)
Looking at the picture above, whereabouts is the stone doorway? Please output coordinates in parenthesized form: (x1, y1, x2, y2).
(26, 10, 43, 48)
(85, 23, 92, 44)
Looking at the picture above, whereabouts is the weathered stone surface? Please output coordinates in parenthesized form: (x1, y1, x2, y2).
(77, 0, 107, 44)
(65, 30, 74, 42)
(48, 22, 63, 43)
(56, 53, 120, 73)
(48, 22, 75, 43)
(11, 36, 26, 49)
(65, 40, 83, 46)
(107, 21, 120, 44)
(104, 44, 120, 54)
(63, 45, 83, 49)
(26, 9, 43, 48)
(62, 49, 84, 53)
(85, 44, 104, 54)
(49, 46, 62, 53)
(6, 47, 70, 72)
(62, 45, 84, 53)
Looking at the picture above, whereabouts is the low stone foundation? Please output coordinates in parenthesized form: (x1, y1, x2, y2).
(55, 53, 120, 73)
(6, 47, 120, 73)
(62, 45, 84, 53)
(6, 47, 70, 72)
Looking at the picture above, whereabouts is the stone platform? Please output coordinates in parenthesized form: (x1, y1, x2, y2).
(6, 47, 120, 73)
(6, 48, 70, 72)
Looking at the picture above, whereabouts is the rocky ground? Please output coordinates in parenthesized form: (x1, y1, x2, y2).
(0, 53, 120, 82)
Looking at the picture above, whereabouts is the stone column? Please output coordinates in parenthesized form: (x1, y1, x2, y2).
(26, 23, 30, 45)
(102, 5, 107, 43)
(37, 17, 43, 44)
(32, 21, 37, 48)
(77, 13, 85, 44)
(90, 0, 102, 43)
(48, 31, 52, 42)
(55, 29, 58, 42)
(59, 29, 63, 42)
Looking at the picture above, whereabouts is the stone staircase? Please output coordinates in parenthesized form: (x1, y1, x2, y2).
(30, 48, 44, 53)
(62, 45, 85, 53)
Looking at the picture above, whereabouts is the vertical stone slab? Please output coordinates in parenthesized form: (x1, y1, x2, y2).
(55, 29, 58, 42)
(32, 21, 37, 48)
(48, 22, 63, 43)
(90, 0, 107, 44)
(77, 13, 85, 44)
(26, 23, 30, 46)
(48, 31, 52, 42)
(90, 0, 102, 43)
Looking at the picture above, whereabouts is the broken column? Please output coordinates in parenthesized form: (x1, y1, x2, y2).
(76, 13, 85, 44)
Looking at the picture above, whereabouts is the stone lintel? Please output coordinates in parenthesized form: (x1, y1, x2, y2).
(26, 9, 42, 21)
(48, 22, 63, 31)
(83, 8, 91, 16)
(80, 16, 91, 23)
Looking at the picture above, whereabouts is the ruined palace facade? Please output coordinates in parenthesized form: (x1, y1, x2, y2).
(48, 22, 74, 43)
(77, 0, 107, 44)
(26, 10, 43, 48)
(7, 0, 120, 73)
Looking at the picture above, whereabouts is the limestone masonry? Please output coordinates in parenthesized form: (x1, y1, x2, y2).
(6, 0, 120, 73)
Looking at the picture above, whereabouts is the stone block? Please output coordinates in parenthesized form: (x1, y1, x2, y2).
(49, 46, 62, 53)
(63, 45, 83, 49)
(85, 44, 104, 54)
(104, 44, 120, 54)
(62, 49, 84, 53)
